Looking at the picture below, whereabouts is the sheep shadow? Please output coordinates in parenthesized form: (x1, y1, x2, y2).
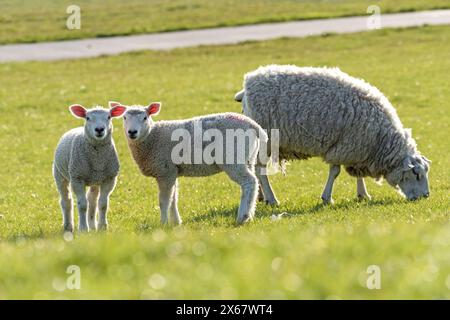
(186, 196, 401, 225)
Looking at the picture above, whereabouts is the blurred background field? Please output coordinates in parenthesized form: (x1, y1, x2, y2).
(1, 0, 450, 44)
(0, 22, 448, 298)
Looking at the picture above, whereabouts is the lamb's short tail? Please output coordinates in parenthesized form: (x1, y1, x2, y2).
(234, 89, 245, 102)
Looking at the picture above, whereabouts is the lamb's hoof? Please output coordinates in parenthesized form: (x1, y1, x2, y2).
(236, 214, 252, 225)
(78, 225, 88, 233)
(171, 219, 182, 226)
(357, 194, 372, 201)
(63, 224, 74, 233)
(97, 223, 108, 231)
(321, 196, 334, 205)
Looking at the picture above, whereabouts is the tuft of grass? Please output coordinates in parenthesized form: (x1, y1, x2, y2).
(0, 25, 449, 299)
(1, 0, 450, 44)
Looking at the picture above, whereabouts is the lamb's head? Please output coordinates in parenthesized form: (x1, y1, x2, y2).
(110, 101, 161, 141)
(385, 152, 431, 200)
(70, 104, 126, 142)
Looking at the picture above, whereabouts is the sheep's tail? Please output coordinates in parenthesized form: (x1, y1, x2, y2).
(234, 89, 245, 102)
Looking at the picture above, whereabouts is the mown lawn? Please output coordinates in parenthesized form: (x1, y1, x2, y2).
(1, 0, 450, 44)
(0, 25, 449, 299)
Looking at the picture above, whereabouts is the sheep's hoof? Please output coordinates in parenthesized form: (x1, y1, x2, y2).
(78, 225, 88, 232)
(321, 196, 334, 205)
(97, 223, 108, 231)
(171, 219, 182, 226)
(265, 199, 280, 206)
(63, 224, 74, 233)
(357, 194, 372, 201)
(237, 214, 252, 225)
(257, 194, 265, 202)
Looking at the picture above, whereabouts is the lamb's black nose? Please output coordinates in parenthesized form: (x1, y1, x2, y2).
(424, 192, 430, 198)
(95, 127, 105, 134)
(128, 130, 138, 138)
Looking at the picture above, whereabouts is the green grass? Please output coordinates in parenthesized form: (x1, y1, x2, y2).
(1, 0, 450, 44)
(0, 25, 449, 299)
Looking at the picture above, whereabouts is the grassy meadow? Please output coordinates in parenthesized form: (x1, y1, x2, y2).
(1, 0, 450, 44)
(0, 25, 449, 299)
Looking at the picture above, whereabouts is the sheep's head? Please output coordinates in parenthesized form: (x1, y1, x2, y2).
(70, 104, 126, 141)
(385, 153, 431, 201)
(110, 101, 161, 141)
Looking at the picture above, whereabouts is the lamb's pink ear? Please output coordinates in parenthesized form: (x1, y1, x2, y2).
(147, 102, 161, 116)
(69, 104, 87, 118)
(110, 105, 127, 118)
(109, 101, 123, 109)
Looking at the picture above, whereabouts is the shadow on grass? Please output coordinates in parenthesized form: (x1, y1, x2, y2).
(185, 196, 402, 226)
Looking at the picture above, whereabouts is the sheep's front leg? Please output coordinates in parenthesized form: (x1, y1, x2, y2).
(321, 165, 341, 205)
(356, 177, 371, 201)
(157, 176, 176, 225)
(98, 177, 117, 231)
(255, 164, 279, 206)
(55, 175, 73, 232)
(87, 186, 99, 231)
(71, 180, 88, 232)
(170, 180, 182, 225)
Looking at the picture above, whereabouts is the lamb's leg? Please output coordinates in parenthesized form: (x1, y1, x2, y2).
(255, 164, 279, 206)
(71, 180, 88, 232)
(157, 176, 176, 225)
(98, 177, 116, 231)
(87, 186, 99, 231)
(169, 180, 182, 225)
(321, 164, 341, 205)
(55, 175, 73, 232)
(356, 177, 371, 201)
(224, 165, 258, 224)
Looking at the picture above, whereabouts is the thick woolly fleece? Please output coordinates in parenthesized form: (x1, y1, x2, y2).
(126, 112, 266, 178)
(125, 111, 267, 224)
(53, 127, 120, 185)
(240, 65, 419, 179)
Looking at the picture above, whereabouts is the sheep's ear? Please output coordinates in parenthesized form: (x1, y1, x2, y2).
(110, 105, 127, 118)
(69, 104, 87, 118)
(109, 101, 123, 109)
(147, 102, 161, 116)
(403, 157, 415, 171)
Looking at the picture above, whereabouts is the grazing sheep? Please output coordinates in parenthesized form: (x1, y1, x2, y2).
(234, 65, 431, 203)
(53, 104, 126, 232)
(111, 101, 266, 225)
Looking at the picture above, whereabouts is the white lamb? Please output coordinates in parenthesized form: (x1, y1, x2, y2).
(110, 101, 267, 225)
(53, 104, 126, 232)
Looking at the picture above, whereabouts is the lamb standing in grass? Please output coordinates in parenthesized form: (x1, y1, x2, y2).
(53, 104, 126, 232)
(235, 65, 431, 203)
(111, 101, 266, 225)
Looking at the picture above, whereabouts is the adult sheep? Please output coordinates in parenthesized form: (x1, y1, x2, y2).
(234, 65, 431, 204)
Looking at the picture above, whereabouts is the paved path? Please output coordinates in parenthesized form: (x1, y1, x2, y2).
(1, 10, 450, 62)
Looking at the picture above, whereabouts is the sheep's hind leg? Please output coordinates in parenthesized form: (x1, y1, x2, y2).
(71, 180, 88, 232)
(170, 180, 182, 226)
(98, 177, 116, 231)
(224, 165, 258, 224)
(55, 176, 73, 232)
(255, 164, 279, 206)
(356, 178, 371, 201)
(321, 165, 341, 205)
(87, 186, 99, 231)
(157, 176, 176, 225)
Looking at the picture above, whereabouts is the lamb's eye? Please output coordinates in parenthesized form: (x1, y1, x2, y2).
(108, 116, 111, 120)
(143, 117, 147, 121)
(86, 116, 90, 121)
(123, 116, 127, 120)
